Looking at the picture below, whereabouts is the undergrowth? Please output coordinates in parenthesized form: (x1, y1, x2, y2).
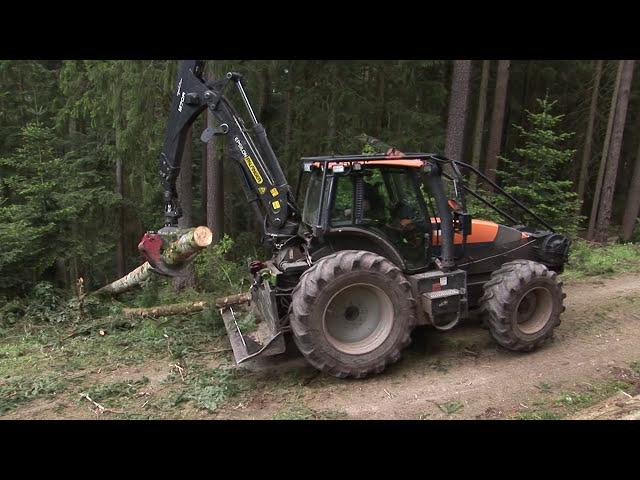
(563, 239, 640, 280)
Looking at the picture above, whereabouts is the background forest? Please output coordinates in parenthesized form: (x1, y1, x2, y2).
(1, 59, 640, 298)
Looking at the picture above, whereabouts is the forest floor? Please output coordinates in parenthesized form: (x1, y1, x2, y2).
(2, 271, 640, 420)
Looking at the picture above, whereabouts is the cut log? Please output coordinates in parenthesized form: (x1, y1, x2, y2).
(161, 226, 213, 266)
(93, 262, 154, 296)
(215, 292, 251, 308)
(93, 226, 213, 296)
(121, 292, 252, 319)
(122, 301, 209, 318)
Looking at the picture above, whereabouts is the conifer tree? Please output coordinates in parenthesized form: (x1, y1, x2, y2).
(496, 96, 582, 235)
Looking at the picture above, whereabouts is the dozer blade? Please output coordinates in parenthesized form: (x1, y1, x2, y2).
(220, 280, 286, 364)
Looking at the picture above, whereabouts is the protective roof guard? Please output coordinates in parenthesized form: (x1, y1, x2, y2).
(301, 152, 555, 233)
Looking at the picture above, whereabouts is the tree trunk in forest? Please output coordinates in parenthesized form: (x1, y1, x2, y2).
(375, 63, 387, 137)
(588, 61, 624, 240)
(470, 60, 490, 187)
(115, 157, 126, 278)
(206, 63, 224, 243)
(578, 60, 603, 202)
(284, 63, 294, 163)
(622, 129, 640, 241)
(176, 126, 193, 228)
(484, 60, 511, 185)
(259, 64, 272, 121)
(594, 60, 635, 243)
(444, 60, 472, 162)
(173, 126, 195, 291)
(201, 116, 208, 225)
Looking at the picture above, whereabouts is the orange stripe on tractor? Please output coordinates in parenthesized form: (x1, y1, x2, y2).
(429, 218, 529, 245)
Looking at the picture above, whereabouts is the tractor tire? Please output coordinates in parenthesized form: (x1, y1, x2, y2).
(289, 250, 416, 378)
(480, 259, 566, 352)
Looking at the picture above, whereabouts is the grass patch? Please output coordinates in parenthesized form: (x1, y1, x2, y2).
(515, 410, 561, 420)
(167, 364, 253, 413)
(80, 377, 150, 408)
(272, 403, 347, 420)
(563, 239, 640, 280)
(0, 375, 66, 415)
(535, 382, 552, 393)
(236, 311, 257, 335)
(429, 359, 451, 373)
(438, 401, 464, 415)
(512, 378, 636, 420)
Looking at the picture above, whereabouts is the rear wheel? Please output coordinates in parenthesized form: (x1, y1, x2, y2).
(480, 260, 565, 351)
(289, 250, 416, 378)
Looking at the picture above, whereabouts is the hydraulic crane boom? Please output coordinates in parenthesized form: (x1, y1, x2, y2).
(158, 60, 299, 244)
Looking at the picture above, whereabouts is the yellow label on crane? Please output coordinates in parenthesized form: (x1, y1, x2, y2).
(258, 187, 266, 195)
(243, 155, 264, 185)
(270, 187, 279, 197)
(272, 200, 281, 210)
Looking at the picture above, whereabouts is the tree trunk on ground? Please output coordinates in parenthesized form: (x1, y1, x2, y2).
(594, 60, 635, 243)
(122, 292, 251, 318)
(444, 60, 472, 162)
(173, 126, 195, 291)
(115, 157, 126, 278)
(587, 61, 623, 240)
(484, 60, 511, 185)
(470, 60, 490, 188)
(578, 60, 604, 202)
(622, 130, 640, 241)
(123, 301, 209, 318)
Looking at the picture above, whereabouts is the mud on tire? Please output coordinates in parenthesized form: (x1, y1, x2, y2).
(480, 259, 566, 352)
(289, 250, 417, 378)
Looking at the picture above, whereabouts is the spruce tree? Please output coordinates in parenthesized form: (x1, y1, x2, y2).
(497, 95, 582, 235)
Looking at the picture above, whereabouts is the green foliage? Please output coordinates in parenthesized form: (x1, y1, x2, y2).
(496, 96, 583, 236)
(0, 123, 118, 290)
(438, 401, 464, 414)
(237, 311, 257, 335)
(564, 239, 640, 279)
(81, 377, 149, 407)
(0, 60, 637, 303)
(192, 234, 249, 295)
(0, 374, 65, 415)
(169, 364, 249, 412)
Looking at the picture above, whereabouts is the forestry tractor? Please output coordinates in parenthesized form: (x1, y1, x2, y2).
(140, 60, 571, 378)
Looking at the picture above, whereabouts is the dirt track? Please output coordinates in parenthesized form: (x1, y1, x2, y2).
(225, 272, 640, 419)
(3, 272, 639, 420)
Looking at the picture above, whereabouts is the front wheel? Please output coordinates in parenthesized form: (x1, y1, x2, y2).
(480, 260, 566, 352)
(289, 250, 416, 378)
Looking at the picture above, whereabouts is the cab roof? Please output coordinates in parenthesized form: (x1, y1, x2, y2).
(301, 153, 439, 170)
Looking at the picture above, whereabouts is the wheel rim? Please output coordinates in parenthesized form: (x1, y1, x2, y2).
(322, 283, 394, 355)
(515, 287, 553, 334)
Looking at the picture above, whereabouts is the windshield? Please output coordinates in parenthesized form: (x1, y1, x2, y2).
(302, 170, 323, 227)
